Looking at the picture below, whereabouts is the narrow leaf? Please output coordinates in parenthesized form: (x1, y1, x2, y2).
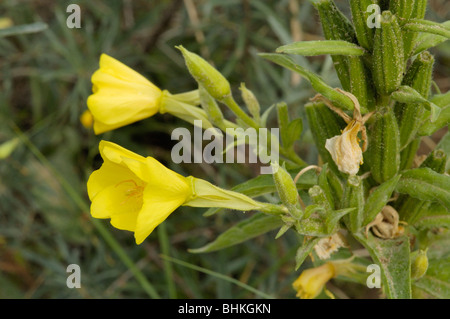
(364, 175, 401, 225)
(259, 53, 357, 111)
(276, 40, 365, 56)
(295, 237, 320, 270)
(189, 213, 283, 253)
(396, 168, 450, 209)
(0, 22, 48, 37)
(404, 19, 450, 39)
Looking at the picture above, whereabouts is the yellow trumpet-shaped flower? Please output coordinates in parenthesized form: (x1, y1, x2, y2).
(292, 262, 336, 299)
(87, 54, 162, 134)
(325, 120, 363, 175)
(87, 140, 192, 244)
(87, 140, 283, 244)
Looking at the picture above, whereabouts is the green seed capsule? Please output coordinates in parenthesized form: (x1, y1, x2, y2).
(372, 11, 405, 96)
(366, 107, 401, 184)
(313, 0, 357, 92)
(350, 0, 376, 51)
(342, 175, 365, 233)
(396, 51, 434, 148)
(419, 149, 447, 174)
(390, 0, 415, 23)
(305, 101, 346, 175)
(403, 0, 428, 58)
(348, 56, 376, 111)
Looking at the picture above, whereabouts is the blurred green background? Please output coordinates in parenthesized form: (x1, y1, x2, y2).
(0, 0, 448, 298)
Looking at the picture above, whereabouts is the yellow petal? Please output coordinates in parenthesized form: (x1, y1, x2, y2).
(99, 53, 159, 91)
(86, 54, 162, 134)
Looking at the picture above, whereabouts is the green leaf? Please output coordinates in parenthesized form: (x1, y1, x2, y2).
(295, 237, 320, 270)
(325, 208, 355, 234)
(258, 53, 358, 111)
(404, 19, 450, 39)
(363, 175, 401, 225)
(355, 233, 412, 299)
(189, 213, 283, 253)
(285, 118, 303, 149)
(391, 86, 441, 122)
(413, 215, 450, 229)
(413, 21, 450, 55)
(276, 40, 365, 56)
(396, 168, 450, 209)
(0, 22, 48, 37)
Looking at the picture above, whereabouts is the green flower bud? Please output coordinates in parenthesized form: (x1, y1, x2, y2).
(240, 83, 260, 123)
(176, 45, 231, 102)
(199, 85, 225, 128)
(271, 162, 303, 219)
(411, 249, 428, 280)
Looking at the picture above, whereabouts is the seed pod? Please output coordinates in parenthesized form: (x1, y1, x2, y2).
(390, 0, 415, 23)
(348, 56, 376, 111)
(366, 107, 401, 184)
(403, 0, 428, 58)
(419, 149, 447, 174)
(396, 51, 434, 148)
(372, 11, 405, 96)
(349, 0, 376, 51)
(305, 101, 347, 175)
(312, 0, 357, 91)
(318, 163, 343, 210)
(342, 175, 365, 233)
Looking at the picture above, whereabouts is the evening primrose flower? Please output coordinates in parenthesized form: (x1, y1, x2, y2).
(88, 140, 285, 244)
(292, 262, 336, 299)
(87, 54, 163, 134)
(87, 140, 191, 244)
(292, 258, 363, 299)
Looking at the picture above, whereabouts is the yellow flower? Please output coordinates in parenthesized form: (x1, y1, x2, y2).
(87, 140, 280, 244)
(87, 140, 192, 244)
(325, 120, 363, 175)
(87, 54, 162, 134)
(292, 262, 336, 299)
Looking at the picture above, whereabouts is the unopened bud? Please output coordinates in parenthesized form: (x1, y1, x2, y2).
(176, 45, 231, 102)
(240, 83, 260, 122)
(272, 162, 303, 219)
(411, 249, 428, 280)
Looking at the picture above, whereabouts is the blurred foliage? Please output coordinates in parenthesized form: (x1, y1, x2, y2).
(0, 0, 448, 298)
